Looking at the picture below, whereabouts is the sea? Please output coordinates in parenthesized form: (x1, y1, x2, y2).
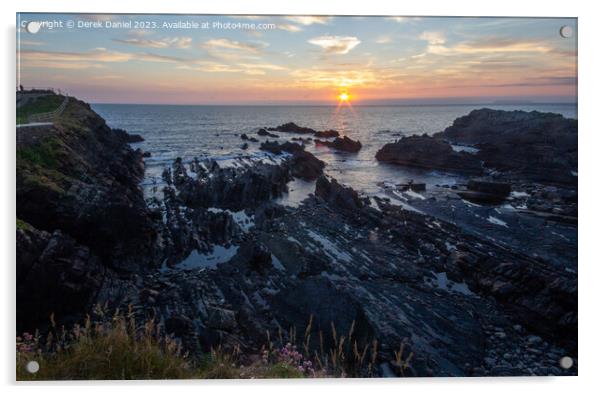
(92, 103, 577, 204)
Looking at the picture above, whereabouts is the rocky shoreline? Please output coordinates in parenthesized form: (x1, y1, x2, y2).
(16, 100, 577, 377)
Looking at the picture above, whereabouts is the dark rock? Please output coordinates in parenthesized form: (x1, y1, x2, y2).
(398, 181, 426, 192)
(238, 242, 273, 272)
(434, 109, 577, 186)
(375, 135, 483, 175)
(259, 140, 304, 155)
(16, 97, 160, 270)
(292, 137, 312, 143)
(17, 225, 105, 332)
(269, 122, 316, 134)
(206, 307, 237, 331)
(241, 133, 249, 140)
(173, 161, 291, 211)
(113, 128, 144, 143)
(257, 128, 279, 138)
(259, 141, 324, 180)
(241, 143, 249, 150)
(316, 136, 362, 152)
(456, 193, 502, 205)
(458, 179, 511, 205)
(314, 129, 340, 138)
(288, 151, 325, 180)
(468, 179, 511, 196)
(315, 176, 363, 210)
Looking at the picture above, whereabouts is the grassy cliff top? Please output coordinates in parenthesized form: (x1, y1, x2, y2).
(17, 94, 65, 124)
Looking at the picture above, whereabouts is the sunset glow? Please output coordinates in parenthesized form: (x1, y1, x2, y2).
(16, 14, 577, 105)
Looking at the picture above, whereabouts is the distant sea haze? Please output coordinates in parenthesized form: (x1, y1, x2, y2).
(93, 103, 577, 199)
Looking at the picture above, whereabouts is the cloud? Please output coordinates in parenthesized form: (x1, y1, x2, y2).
(285, 16, 331, 25)
(202, 38, 267, 53)
(290, 66, 381, 88)
(19, 48, 190, 70)
(420, 31, 446, 45)
(278, 23, 303, 33)
(180, 61, 286, 76)
(20, 48, 134, 64)
(308, 36, 361, 55)
(414, 35, 556, 60)
(200, 38, 269, 62)
(452, 39, 553, 54)
(113, 36, 192, 49)
(444, 76, 577, 89)
(136, 53, 186, 63)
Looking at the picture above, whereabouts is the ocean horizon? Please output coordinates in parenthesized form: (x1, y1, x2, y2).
(93, 102, 577, 201)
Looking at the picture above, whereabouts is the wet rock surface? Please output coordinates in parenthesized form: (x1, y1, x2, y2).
(435, 108, 578, 186)
(171, 158, 292, 211)
(259, 140, 304, 154)
(376, 135, 484, 175)
(457, 179, 512, 205)
(257, 128, 279, 138)
(17, 225, 105, 332)
(268, 122, 316, 134)
(315, 176, 363, 210)
(316, 136, 362, 152)
(16, 103, 577, 377)
(314, 129, 340, 138)
(99, 170, 576, 376)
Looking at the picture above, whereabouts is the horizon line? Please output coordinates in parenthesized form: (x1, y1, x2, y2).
(89, 101, 577, 107)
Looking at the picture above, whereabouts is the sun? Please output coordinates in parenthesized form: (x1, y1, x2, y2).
(338, 92, 349, 102)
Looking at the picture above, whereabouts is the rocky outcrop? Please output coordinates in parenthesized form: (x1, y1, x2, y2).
(316, 136, 362, 153)
(376, 135, 484, 175)
(288, 151, 325, 180)
(17, 223, 105, 332)
(268, 123, 344, 140)
(113, 128, 144, 143)
(174, 160, 292, 211)
(257, 128, 279, 138)
(259, 141, 325, 180)
(268, 122, 316, 134)
(241, 133, 259, 143)
(259, 140, 304, 154)
(16, 96, 160, 270)
(102, 173, 575, 376)
(315, 176, 363, 210)
(314, 129, 339, 138)
(435, 109, 578, 186)
(458, 179, 512, 205)
(16, 102, 577, 377)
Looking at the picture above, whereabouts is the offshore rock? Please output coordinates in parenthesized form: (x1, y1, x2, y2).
(376, 134, 484, 175)
(435, 109, 578, 186)
(316, 136, 362, 152)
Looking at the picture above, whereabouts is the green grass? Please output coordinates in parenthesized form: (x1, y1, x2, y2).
(16, 307, 414, 380)
(16, 309, 324, 380)
(16, 135, 72, 195)
(17, 311, 195, 380)
(17, 95, 64, 124)
(16, 137, 62, 169)
(16, 218, 33, 231)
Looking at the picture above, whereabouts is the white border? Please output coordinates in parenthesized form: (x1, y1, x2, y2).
(2, 1, 600, 393)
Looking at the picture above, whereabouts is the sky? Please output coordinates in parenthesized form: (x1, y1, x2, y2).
(16, 13, 577, 105)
